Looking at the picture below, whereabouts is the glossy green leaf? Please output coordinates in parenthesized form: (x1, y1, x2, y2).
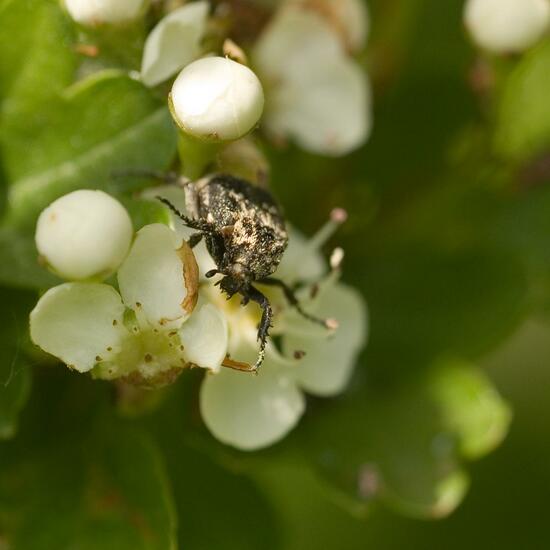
(495, 38, 550, 162)
(4, 71, 177, 227)
(0, 0, 76, 123)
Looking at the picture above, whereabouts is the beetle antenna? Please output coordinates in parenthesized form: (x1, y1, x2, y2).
(155, 196, 214, 233)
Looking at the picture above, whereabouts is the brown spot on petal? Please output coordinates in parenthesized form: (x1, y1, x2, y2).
(95, 355, 103, 362)
(294, 350, 306, 360)
(221, 355, 256, 373)
(177, 239, 199, 315)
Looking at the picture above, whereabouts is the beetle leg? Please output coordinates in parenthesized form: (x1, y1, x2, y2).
(244, 285, 273, 371)
(259, 277, 336, 330)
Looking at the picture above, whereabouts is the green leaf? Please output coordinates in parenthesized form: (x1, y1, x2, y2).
(0, 0, 76, 122)
(0, 287, 36, 439)
(302, 359, 510, 519)
(5, 71, 177, 227)
(495, 38, 550, 162)
(0, 383, 178, 549)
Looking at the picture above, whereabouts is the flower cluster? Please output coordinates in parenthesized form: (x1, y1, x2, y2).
(31, 191, 228, 386)
(30, 188, 367, 449)
(138, 0, 371, 155)
(32, 0, 371, 450)
(154, 185, 368, 449)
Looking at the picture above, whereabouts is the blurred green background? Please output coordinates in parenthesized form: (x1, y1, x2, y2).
(2, 0, 550, 548)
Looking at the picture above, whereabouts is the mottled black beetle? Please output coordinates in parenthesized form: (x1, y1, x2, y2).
(156, 173, 332, 371)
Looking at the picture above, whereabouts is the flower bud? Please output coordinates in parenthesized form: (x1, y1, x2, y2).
(464, 0, 550, 53)
(36, 190, 133, 281)
(170, 57, 264, 142)
(63, 0, 149, 26)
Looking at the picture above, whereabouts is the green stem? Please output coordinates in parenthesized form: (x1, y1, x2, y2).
(177, 132, 222, 180)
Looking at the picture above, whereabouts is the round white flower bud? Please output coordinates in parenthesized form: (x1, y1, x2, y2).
(64, 0, 149, 26)
(464, 0, 550, 53)
(170, 57, 265, 141)
(36, 190, 133, 281)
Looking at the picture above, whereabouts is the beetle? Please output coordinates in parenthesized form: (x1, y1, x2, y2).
(153, 173, 333, 371)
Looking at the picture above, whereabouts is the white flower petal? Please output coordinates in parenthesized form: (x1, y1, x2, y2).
(118, 223, 198, 326)
(274, 226, 326, 284)
(170, 57, 265, 141)
(254, 9, 371, 155)
(179, 303, 228, 371)
(254, 10, 342, 81)
(267, 56, 371, 156)
(140, 1, 209, 87)
(35, 190, 133, 281)
(283, 282, 368, 396)
(142, 185, 216, 275)
(29, 283, 126, 373)
(464, 0, 550, 53)
(200, 354, 305, 450)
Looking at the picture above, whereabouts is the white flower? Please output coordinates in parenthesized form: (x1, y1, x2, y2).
(282, 0, 370, 52)
(64, 0, 149, 26)
(253, 9, 371, 156)
(170, 57, 265, 141)
(199, 215, 368, 450)
(30, 223, 228, 385)
(142, 184, 217, 276)
(464, 0, 550, 53)
(35, 190, 133, 281)
(140, 1, 209, 87)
